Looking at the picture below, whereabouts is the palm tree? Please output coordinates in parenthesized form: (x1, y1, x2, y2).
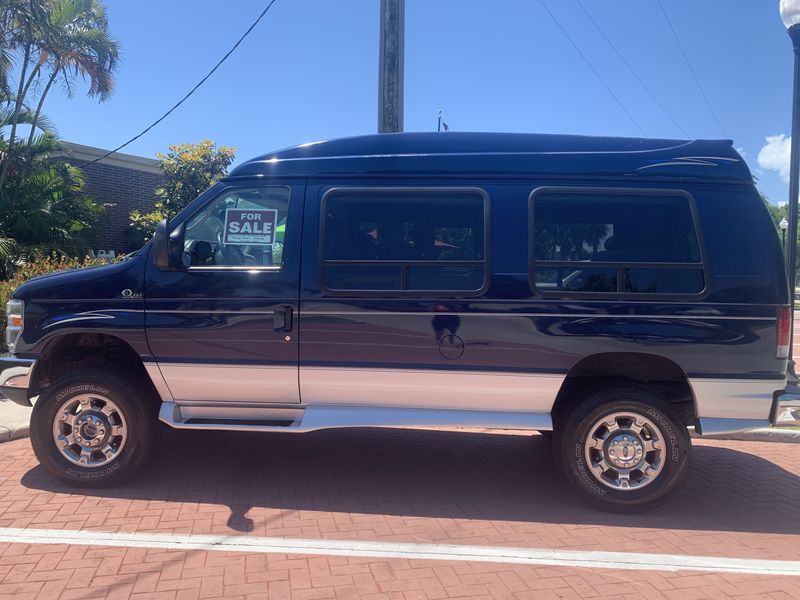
(0, 0, 113, 270)
(0, 100, 59, 268)
(0, 101, 55, 179)
(0, 117, 102, 268)
(0, 0, 119, 189)
(26, 0, 119, 142)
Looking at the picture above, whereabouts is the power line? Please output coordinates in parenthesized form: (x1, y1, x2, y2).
(656, 0, 726, 137)
(81, 0, 279, 168)
(575, 0, 689, 139)
(537, 0, 647, 137)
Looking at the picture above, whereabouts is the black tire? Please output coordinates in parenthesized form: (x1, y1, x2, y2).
(554, 386, 691, 512)
(30, 369, 157, 487)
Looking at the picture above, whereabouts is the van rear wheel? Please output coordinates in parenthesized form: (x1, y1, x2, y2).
(30, 369, 157, 487)
(554, 387, 691, 512)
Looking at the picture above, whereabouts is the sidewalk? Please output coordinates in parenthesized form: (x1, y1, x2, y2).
(0, 399, 30, 443)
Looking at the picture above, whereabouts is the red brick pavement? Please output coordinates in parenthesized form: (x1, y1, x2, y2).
(0, 427, 797, 599)
(1, 543, 800, 600)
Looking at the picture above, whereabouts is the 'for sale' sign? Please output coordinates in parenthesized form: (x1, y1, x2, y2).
(223, 208, 278, 245)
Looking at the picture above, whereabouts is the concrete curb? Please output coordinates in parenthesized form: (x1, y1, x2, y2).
(0, 400, 30, 444)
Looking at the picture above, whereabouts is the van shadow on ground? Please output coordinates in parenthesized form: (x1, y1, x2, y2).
(21, 427, 800, 536)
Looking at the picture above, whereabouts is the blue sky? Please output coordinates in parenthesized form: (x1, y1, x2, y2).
(41, 0, 796, 204)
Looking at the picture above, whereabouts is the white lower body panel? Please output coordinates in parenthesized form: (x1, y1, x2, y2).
(689, 376, 784, 434)
(300, 367, 564, 412)
(156, 363, 299, 404)
(153, 364, 561, 433)
(148, 363, 784, 436)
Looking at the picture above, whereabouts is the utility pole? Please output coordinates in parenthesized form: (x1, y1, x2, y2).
(378, 0, 404, 133)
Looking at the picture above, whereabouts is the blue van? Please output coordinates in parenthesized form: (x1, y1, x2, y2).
(1, 132, 798, 511)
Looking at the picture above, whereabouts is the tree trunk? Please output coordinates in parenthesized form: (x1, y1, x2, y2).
(19, 61, 41, 105)
(14, 67, 60, 196)
(0, 41, 32, 192)
(26, 67, 58, 148)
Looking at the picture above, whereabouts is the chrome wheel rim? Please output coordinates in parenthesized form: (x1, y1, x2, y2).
(583, 411, 665, 491)
(52, 393, 127, 468)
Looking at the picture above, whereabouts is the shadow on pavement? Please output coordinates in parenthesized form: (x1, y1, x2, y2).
(20, 427, 800, 536)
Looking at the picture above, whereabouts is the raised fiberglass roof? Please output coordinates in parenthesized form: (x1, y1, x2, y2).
(228, 132, 751, 184)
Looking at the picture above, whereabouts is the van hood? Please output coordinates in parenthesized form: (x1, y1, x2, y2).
(11, 253, 147, 303)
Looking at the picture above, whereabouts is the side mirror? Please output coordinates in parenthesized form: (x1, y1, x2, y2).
(153, 218, 186, 271)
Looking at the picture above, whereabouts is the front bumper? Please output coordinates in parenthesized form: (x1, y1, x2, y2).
(772, 384, 800, 427)
(0, 357, 34, 407)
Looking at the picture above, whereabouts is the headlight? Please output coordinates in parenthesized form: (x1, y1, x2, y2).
(5, 299, 24, 353)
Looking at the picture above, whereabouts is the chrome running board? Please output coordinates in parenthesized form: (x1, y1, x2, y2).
(158, 402, 552, 433)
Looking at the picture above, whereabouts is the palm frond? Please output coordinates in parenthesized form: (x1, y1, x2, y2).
(0, 103, 56, 133)
(0, 237, 17, 261)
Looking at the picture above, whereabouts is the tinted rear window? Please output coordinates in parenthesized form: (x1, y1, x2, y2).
(531, 190, 705, 296)
(322, 189, 488, 294)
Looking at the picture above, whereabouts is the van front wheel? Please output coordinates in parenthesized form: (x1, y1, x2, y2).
(555, 388, 691, 512)
(30, 369, 156, 487)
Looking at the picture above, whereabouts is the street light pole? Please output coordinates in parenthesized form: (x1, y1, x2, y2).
(378, 0, 405, 133)
(781, 217, 789, 251)
(780, 0, 800, 372)
(785, 24, 800, 306)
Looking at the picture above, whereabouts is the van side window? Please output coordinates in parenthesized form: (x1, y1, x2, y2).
(321, 188, 489, 293)
(183, 186, 290, 268)
(530, 189, 705, 296)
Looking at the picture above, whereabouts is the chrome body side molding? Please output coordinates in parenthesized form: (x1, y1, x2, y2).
(695, 418, 771, 435)
(158, 402, 553, 433)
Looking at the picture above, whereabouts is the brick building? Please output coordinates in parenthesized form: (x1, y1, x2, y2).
(57, 141, 163, 254)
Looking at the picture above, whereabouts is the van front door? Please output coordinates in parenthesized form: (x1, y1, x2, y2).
(145, 181, 303, 404)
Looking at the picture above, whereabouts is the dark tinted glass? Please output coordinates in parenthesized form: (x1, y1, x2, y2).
(625, 268, 704, 294)
(534, 194, 700, 263)
(324, 194, 484, 262)
(324, 265, 402, 290)
(535, 268, 617, 293)
(322, 191, 487, 293)
(409, 266, 484, 291)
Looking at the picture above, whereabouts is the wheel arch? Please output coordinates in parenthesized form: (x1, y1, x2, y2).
(552, 352, 696, 427)
(29, 332, 160, 405)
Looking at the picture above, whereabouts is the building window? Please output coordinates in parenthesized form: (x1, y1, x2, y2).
(530, 189, 705, 296)
(321, 188, 489, 294)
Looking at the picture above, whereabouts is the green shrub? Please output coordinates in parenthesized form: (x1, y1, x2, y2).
(0, 254, 107, 352)
(129, 141, 236, 245)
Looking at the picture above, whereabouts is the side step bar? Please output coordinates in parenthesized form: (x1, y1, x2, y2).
(158, 402, 553, 433)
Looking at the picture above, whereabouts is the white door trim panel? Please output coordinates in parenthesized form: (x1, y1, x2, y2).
(300, 367, 564, 412)
(158, 364, 300, 404)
